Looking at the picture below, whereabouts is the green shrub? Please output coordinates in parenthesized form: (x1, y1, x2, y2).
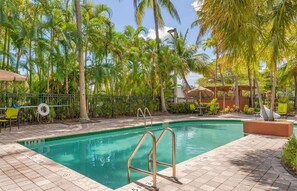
(207, 99, 219, 115)
(168, 102, 196, 114)
(282, 135, 297, 174)
(48, 107, 56, 123)
(243, 104, 255, 114)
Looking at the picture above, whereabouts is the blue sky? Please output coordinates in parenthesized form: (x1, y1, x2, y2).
(93, 0, 209, 86)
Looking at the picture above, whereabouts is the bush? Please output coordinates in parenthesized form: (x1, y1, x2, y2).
(282, 135, 297, 175)
(168, 102, 194, 114)
(207, 99, 219, 115)
(243, 104, 255, 114)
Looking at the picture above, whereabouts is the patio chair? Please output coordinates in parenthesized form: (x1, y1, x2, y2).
(277, 102, 288, 118)
(0, 107, 21, 132)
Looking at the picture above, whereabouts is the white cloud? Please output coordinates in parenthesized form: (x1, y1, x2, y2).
(139, 26, 173, 40)
(192, 0, 203, 11)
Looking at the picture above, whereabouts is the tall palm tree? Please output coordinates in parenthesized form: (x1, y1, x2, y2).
(133, 0, 180, 112)
(195, 0, 297, 121)
(75, 0, 89, 121)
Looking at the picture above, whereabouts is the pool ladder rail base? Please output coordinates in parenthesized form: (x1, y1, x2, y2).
(127, 128, 176, 190)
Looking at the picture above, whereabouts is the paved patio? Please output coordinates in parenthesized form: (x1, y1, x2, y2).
(0, 114, 296, 191)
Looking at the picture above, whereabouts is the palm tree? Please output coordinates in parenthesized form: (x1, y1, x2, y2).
(195, 0, 297, 121)
(133, 0, 180, 112)
(74, 0, 89, 121)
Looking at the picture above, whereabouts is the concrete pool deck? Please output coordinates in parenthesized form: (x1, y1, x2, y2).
(0, 114, 296, 191)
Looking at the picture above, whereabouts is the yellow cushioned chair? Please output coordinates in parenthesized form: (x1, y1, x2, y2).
(0, 108, 20, 132)
(189, 103, 197, 114)
(277, 102, 288, 118)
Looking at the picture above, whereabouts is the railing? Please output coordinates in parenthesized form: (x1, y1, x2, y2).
(137, 108, 146, 126)
(0, 93, 160, 123)
(148, 128, 176, 179)
(127, 131, 158, 190)
(144, 107, 153, 126)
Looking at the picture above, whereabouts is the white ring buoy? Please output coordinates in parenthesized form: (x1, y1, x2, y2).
(38, 103, 50, 116)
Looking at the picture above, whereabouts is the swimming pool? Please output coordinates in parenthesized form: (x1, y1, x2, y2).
(20, 121, 297, 189)
(21, 120, 245, 189)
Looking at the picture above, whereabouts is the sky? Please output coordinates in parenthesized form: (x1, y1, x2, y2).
(93, 0, 210, 86)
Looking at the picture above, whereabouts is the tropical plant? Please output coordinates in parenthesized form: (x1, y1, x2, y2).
(282, 135, 297, 175)
(133, 0, 180, 112)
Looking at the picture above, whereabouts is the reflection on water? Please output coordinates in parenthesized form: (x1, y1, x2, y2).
(25, 121, 243, 189)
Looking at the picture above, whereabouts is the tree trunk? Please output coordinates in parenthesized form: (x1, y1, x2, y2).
(2, 28, 7, 69)
(218, 64, 225, 110)
(181, 74, 191, 91)
(29, 40, 32, 93)
(215, 44, 219, 98)
(152, 0, 167, 112)
(16, 48, 21, 71)
(65, 46, 69, 94)
(6, 31, 10, 68)
(294, 75, 297, 111)
(75, 0, 89, 121)
(247, 63, 253, 107)
(85, 42, 88, 95)
(254, 71, 268, 120)
(269, 64, 277, 121)
(235, 75, 239, 110)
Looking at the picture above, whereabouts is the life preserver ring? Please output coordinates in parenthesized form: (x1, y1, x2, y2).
(38, 103, 50, 116)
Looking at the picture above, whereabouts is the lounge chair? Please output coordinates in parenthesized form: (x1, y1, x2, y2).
(277, 102, 288, 118)
(0, 107, 21, 132)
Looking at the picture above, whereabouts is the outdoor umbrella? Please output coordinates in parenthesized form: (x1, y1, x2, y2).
(0, 69, 27, 81)
(187, 86, 214, 115)
(0, 70, 27, 106)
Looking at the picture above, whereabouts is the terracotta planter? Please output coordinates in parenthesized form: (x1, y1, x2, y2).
(243, 120, 294, 137)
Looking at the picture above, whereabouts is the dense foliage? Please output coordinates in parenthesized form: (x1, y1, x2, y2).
(0, 0, 207, 105)
(282, 135, 297, 175)
(195, 0, 297, 120)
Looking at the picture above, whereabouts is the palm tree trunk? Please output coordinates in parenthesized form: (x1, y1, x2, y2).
(247, 63, 253, 107)
(254, 71, 268, 120)
(181, 74, 191, 91)
(152, 0, 167, 112)
(75, 0, 89, 121)
(269, 64, 277, 121)
(29, 39, 32, 93)
(218, 64, 225, 110)
(215, 44, 219, 98)
(235, 75, 239, 110)
(294, 75, 297, 111)
(6, 31, 10, 68)
(2, 28, 7, 69)
(16, 48, 21, 71)
(65, 46, 69, 94)
(85, 42, 88, 95)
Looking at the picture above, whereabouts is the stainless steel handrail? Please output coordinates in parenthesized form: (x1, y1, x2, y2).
(144, 107, 153, 126)
(137, 108, 146, 126)
(127, 131, 158, 190)
(148, 128, 176, 178)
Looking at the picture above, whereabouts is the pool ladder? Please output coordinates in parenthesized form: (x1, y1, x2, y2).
(127, 128, 176, 190)
(137, 107, 153, 127)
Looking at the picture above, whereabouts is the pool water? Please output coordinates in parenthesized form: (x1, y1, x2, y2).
(21, 121, 295, 189)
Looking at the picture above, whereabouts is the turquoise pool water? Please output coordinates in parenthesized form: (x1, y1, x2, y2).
(21, 121, 297, 189)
